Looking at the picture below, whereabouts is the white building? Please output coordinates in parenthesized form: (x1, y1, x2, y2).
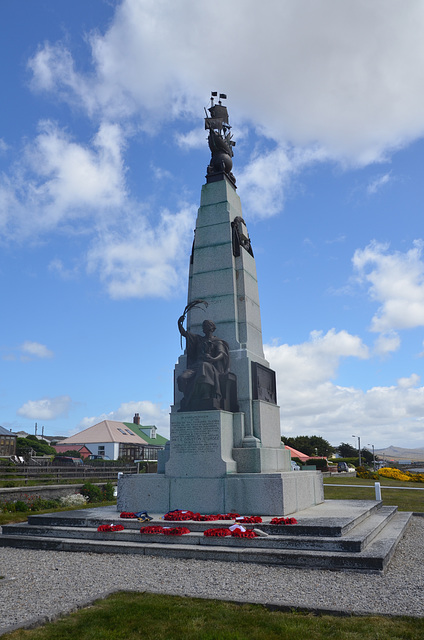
(56, 417, 167, 461)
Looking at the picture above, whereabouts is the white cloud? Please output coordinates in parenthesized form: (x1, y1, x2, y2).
(48, 258, 79, 280)
(86, 204, 195, 299)
(24, 120, 127, 217)
(265, 328, 369, 386)
(0, 117, 197, 300)
(76, 400, 169, 438)
(17, 396, 72, 420)
(265, 332, 424, 446)
(25, 0, 424, 226)
(0, 120, 127, 240)
(29, 0, 424, 165)
(237, 145, 328, 219)
(353, 240, 424, 333)
(175, 128, 206, 151)
(397, 373, 420, 388)
(20, 341, 54, 360)
(373, 332, 401, 357)
(6, 0, 424, 303)
(367, 172, 392, 195)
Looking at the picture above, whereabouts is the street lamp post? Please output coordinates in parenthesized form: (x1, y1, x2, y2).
(352, 435, 361, 466)
(368, 443, 376, 471)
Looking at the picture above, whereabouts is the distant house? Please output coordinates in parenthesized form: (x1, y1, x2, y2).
(124, 413, 168, 451)
(53, 444, 93, 459)
(0, 426, 17, 457)
(56, 414, 168, 461)
(284, 445, 311, 463)
(284, 444, 327, 465)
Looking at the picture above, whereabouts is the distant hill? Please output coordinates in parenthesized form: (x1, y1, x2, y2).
(375, 446, 424, 462)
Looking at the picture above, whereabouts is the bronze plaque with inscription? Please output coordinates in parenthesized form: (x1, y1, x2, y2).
(251, 362, 277, 404)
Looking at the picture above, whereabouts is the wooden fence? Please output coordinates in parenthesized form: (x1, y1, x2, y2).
(0, 464, 139, 485)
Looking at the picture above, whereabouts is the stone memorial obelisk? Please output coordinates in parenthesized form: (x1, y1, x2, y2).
(118, 94, 324, 515)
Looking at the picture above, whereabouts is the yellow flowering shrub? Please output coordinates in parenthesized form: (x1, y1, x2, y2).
(378, 467, 424, 483)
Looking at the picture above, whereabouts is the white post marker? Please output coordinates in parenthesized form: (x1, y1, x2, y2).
(375, 482, 382, 501)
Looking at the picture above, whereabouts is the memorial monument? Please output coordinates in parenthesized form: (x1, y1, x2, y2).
(118, 93, 324, 515)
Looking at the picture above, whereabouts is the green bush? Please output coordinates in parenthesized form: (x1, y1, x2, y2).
(14, 500, 29, 512)
(291, 457, 304, 467)
(16, 436, 56, 457)
(81, 482, 103, 503)
(102, 482, 115, 500)
(306, 457, 328, 471)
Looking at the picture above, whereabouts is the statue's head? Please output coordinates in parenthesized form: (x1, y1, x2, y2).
(202, 320, 216, 334)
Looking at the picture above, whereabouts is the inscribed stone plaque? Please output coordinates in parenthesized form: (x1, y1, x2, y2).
(165, 411, 236, 478)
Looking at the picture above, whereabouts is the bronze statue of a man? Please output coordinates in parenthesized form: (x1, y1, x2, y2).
(177, 316, 230, 412)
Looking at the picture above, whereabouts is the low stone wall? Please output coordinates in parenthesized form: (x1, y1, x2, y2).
(0, 483, 116, 503)
(322, 470, 357, 477)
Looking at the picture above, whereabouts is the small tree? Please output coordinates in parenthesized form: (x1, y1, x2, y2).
(281, 435, 334, 457)
(360, 448, 374, 464)
(337, 442, 357, 458)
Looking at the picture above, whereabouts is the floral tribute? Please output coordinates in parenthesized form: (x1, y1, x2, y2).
(270, 517, 298, 525)
(139, 526, 165, 534)
(97, 524, 125, 532)
(139, 525, 190, 536)
(163, 510, 241, 521)
(203, 528, 232, 537)
(163, 526, 190, 536)
(235, 516, 262, 524)
(203, 526, 258, 538)
(119, 512, 137, 519)
(230, 529, 258, 538)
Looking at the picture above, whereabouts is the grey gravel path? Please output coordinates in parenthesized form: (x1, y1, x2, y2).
(0, 516, 423, 634)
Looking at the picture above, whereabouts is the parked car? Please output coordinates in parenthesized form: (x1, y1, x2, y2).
(52, 456, 84, 466)
(337, 462, 349, 473)
(291, 461, 300, 471)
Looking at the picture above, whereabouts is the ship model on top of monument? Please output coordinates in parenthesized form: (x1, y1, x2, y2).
(204, 91, 236, 186)
(118, 93, 324, 515)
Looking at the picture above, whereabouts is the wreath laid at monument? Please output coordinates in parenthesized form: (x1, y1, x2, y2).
(139, 525, 190, 536)
(97, 524, 125, 532)
(139, 526, 166, 535)
(235, 516, 262, 524)
(269, 517, 298, 525)
(203, 524, 258, 538)
(163, 510, 241, 521)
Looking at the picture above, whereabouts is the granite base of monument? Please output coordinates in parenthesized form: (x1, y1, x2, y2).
(118, 409, 323, 515)
(117, 470, 324, 516)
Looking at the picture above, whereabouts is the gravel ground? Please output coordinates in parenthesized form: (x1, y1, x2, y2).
(0, 516, 423, 634)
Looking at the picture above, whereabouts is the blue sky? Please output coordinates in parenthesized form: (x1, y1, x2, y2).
(1, 0, 424, 450)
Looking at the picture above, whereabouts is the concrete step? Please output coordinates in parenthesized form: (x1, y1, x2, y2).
(0, 511, 411, 572)
(1, 506, 399, 553)
(0, 500, 412, 573)
(23, 499, 383, 535)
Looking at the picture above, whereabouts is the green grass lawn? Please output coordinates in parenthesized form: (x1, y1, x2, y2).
(2, 592, 423, 640)
(324, 475, 424, 512)
(0, 501, 116, 526)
